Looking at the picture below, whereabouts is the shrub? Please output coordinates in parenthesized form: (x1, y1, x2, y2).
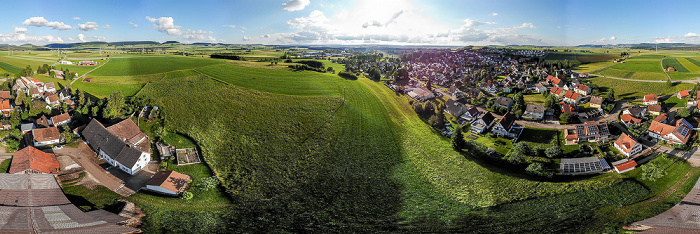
(338, 71, 358, 80)
(198, 176, 221, 190)
(181, 191, 194, 200)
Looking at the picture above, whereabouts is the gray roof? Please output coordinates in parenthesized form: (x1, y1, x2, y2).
(445, 99, 468, 117)
(82, 119, 145, 169)
(495, 96, 513, 107)
(525, 104, 545, 114)
(20, 123, 35, 132)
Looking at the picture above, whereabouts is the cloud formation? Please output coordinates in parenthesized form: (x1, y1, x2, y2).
(491, 12, 498, 16)
(78, 22, 99, 31)
(22, 17, 72, 30)
(103, 24, 111, 29)
(146, 16, 183, 36)
(73, 17, 81, 20)
(129, 22, 138, 28)
(609, 36, 616, 40)
(282, 0, 310, 12)
(0, 28, 63, 43)
(362, 10, 404, 28)
(224, 25, 236, 28)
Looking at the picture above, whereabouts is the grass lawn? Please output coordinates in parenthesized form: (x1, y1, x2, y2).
(519, 127, 559, 152)
(89, 54, 225, 76)
(163, 132, 197, 148)
(0, 159, 10, 173)
(61, 184, 123, 212)
(662, 96, 687, 108)
(524, 93, 546, 105)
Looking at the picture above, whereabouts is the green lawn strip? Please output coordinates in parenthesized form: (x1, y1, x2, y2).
(61, 185, 123, 212)
(0, 159, 10, 173)
(661, 58, 689, 72)
(662, 96, 687, 108)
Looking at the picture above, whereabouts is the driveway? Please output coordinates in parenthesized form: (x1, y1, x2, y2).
(108, 163, 158, 192)
(54, 142, 135, 196)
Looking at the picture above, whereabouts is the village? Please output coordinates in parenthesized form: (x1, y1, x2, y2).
(0, 63, 203, 232)
(387, 48, 700, 177)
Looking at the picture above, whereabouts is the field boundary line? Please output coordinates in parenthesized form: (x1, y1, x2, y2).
(70, 57, 111, 85)
(661, 56, 671, 81)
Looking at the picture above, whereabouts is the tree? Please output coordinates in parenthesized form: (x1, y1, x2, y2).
(505, 151, 525, 164)
(154, 125, 168, 140)
(412, 102, 424, 114)
(102, 91, 124, 119)
(91, 105, 100, 117)
(367, 67, 381, 80)
(513, 142, 530, 155)
(677, 108, 691, 118)
(560, 112, 573, 123)
(545, 146, 563, 158)
(428, 114, 444, 128)
(4, 138, 19, 151)
(526, 163, 551, 177)
(545, 95, 558, 110)
(667, 79, 673, 88)
(515, 109, 523, 119)
(181, 191, 194, 200)
(76, 89, 87, 106)
(451, 125, 466, 151)
(641, 161, 666, 181)
(605, 88, 615, 102)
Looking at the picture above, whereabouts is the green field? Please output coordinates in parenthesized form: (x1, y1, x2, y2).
(676, 57, 700, 73)
(589, 77, 694, 99)
(89, 55, 225, 76)
(662, 58, 689, 72)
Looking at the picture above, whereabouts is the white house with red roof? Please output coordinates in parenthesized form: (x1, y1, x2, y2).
(643, 94, 658, 105)
(614, 133, 643, 157)
(612, 159, 638, 173)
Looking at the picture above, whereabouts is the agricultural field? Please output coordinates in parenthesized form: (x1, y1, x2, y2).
(661, 58, 689, 72)
(543, 52, 618, 67)
(589, 76, 694, 99)
(598, 55, 667, 81)
(89, 54, 225, 76)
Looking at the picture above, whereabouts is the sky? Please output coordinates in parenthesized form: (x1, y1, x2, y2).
(1, 0, 700, 46)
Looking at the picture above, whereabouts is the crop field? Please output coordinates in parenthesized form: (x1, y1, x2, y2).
(72, 81, 144, 98)
(89, 55, 225, 76)
(661, 58, 689, 72)
(676, 57, 700, 73)
(589, 77, 694, 99)
(575, 61, 615, 73)
(599, 57, 667, 80)
(576, 54, 618, 63)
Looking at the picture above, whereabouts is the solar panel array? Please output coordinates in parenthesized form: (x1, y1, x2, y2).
(560, 157, 607, 175)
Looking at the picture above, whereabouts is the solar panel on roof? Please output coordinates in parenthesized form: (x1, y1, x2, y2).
(682, 119, 693, 129)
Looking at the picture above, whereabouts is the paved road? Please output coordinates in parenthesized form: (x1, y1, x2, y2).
(70, 57, 110, 85)
(54, 143, 135, 196)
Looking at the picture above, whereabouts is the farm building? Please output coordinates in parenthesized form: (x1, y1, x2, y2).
(9, 146, 59, 174)
(668, 67, 676, 72)
(32, 127, 60, 147)
(560, 157, 610, 175)
(145, 170, 191, 196)
(0, 173, 137, 232)
(612, 159, 638, 173)
(407, 88, 435, 101)
(82, 119, 151, 175)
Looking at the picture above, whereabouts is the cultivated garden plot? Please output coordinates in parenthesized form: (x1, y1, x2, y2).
(176, 148, 201, 165)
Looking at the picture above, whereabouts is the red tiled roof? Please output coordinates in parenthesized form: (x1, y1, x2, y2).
(51, 113, 70, 124)
(647, 104, 662, 113)
(32, 127, 60, 143)
(644, 94, 658, 102)
(648, 120, 676, 136)
(46, 94, 59, 103)
(0, 100, 11, 111)
(560, 101, 577, 114)
(614, 160, 638, 172)
(147, 171, 191, 193)
(654, 113, 668, 123)
(679, 90, 690, 98)
(0, 91, 10, 100)
(9, 146, 59, 174)
(614, 133, 639, 154)
(621, 114, 642, 124)
(590, 96, 603, 105)
(575, 84, 589, 92)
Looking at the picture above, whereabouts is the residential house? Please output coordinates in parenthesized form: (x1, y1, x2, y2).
(407, 88, 435, 101)
(471, 112, 495, 134)
(0, 100, 12, 117)
(481, 83, 498, 94)
(44, 82, 56, 93)
(31, 88, 41, 99)
(654, 113, 668, 124)
(523, 104, 545, 120)
(563, 91, 581, 104)
(0, 91, 10, 100)
(2, 121, 10, 131)
(563, 121, 611, 144)
(590, 96, 603, 108)
(574, 84, 590, 95)
(612, 159, 638, 173)
(50, 69, 64, 79)
(620, 114, 642, 127)
(145, 171, 191, 196)
(58, 89, 71, 100)
(36, 115, 50, 128)
(9, 146, 59, 174)
(648, 104, 662, 115)
(491, 113, 523, 139)
(647, 118, 693, 144)
(535, 82, 547, 93)
(560, 102, 578, 115)
(20, 123, 35, 134)
(32, 127, 60, 147)
(550, 87, 564, 99)
(45, 94, 59, 107)
(614, 133, 643, 157)
(678, 90, 691, 99)
(447, 85, 460, 96)
(82, 119, 151, 175)
(643, 94, 658, 105)
(467, 88, 481, 98)
(444, 99, 468, 117)
(460, 106, 482, 122)
(494, 96, 513, 110)
(51, 113, 71, 126)
(623, 105, 647, 118)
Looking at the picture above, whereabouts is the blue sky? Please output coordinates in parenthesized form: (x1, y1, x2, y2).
(1, 0, 699, 46)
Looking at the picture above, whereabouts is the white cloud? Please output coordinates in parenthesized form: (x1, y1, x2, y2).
(654, 36, 673, 43)
(594, 37, 606, 44)
(0, 28, 63, 43)
(78, 34, 86, 42)
(490, 12, 498, 16)
(22, 17, 72, 30)
(73, 17, 81, 20)
(282, 0, 310, 12)
(14, 27, 28, 34)
(146, 16, 182, 36)
(609, 36, 616, 40)
(68, 38, 75, 41)
(183, 29, 217, 42)
(77, 33, 104, 42)
(129, 22, 139, 28)
(242, 36, 252, 41)
(362, 10, 404, 28)
(224, 25, 236, 29)
(103, 24, 111, 29)
(684, 33, 700, 38)
(241, 26, 247, 30)
(77, 22, 99, 32)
